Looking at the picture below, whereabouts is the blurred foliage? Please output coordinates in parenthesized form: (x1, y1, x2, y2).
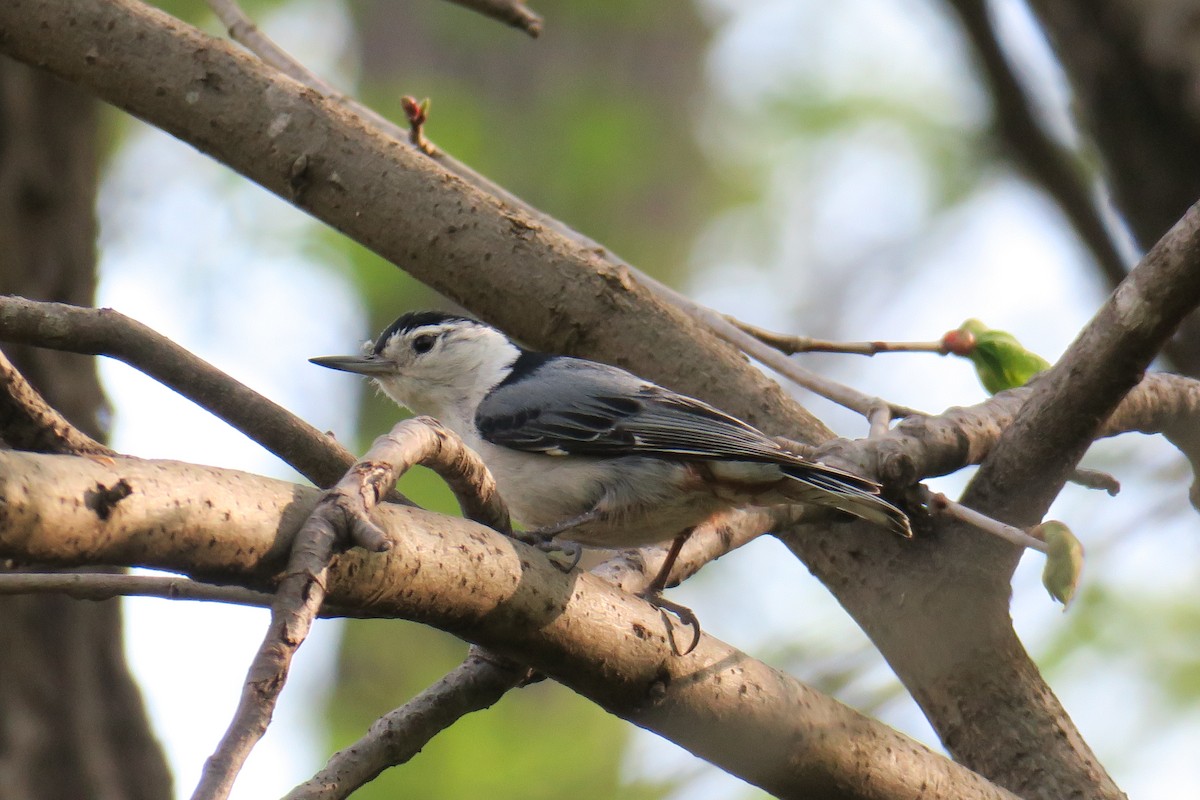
(1039, 581, 1200, 714)
(329, 621, 674, 800)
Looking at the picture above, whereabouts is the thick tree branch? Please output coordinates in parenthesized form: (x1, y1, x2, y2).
(0, 451, 1017, 800)
(966, 200, 1200, 528)
(203, 0, 899, 425)
(290, 508, 777, 800)
(866, 200, 1200, 798)
(0, 0, 829, 448)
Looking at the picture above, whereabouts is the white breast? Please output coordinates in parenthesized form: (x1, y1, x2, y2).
(439, 412, 734, 548)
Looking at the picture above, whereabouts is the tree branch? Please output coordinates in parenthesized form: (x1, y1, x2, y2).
(966, 200, 1200, 529)
(2, 3, 1192, 795)
(443, 0, 543, 37)
(0, 450, 1017, 800)
(0, 295, 359, 489)
(0, 571, 275, 607)
(288, 508, 777, 800)
(0, 346, 111, 456)
(282, 647, 532, 800)
(0, 0, 832, 448)
(941, 0, 1132, 291)
(872, 199, 1200, 797)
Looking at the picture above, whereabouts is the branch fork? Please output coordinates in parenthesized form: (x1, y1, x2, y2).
(194, 416, 510, 800)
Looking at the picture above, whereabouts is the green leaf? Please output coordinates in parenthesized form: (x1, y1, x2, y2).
(1036, 521, 1085, 609)
(944, 319, 1051, 394)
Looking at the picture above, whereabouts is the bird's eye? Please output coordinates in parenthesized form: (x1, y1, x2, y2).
(412, 334, 436, 354)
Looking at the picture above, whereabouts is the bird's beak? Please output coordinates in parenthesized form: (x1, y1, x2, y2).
(309, 354, 396, 376)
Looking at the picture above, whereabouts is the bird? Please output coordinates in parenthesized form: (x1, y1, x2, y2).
(311, 311, 911, 653)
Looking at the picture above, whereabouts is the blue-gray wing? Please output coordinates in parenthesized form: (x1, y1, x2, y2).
(477, 356, 805, 464)
(477, 354, 909, 536)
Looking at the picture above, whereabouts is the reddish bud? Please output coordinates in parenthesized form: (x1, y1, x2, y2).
(942, 328, 976, 356)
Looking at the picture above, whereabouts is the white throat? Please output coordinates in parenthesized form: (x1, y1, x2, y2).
(375, 327, 521, 436)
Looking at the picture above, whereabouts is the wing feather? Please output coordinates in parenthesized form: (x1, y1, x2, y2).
(476, 356, 910, 536)
(479, 357, 811, 465)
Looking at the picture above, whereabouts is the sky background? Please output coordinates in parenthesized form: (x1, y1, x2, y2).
(91, 1, 1200, 797)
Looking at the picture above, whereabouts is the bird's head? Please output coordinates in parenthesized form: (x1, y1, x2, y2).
(310, 311, 522, 420)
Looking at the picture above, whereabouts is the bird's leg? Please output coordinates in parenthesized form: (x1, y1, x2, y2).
(641, 529, 701, 656)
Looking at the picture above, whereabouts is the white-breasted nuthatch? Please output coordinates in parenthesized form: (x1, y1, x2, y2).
(312, 311, 910, 651)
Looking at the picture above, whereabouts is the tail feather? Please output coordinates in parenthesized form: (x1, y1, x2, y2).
(784, 466, 912, 538)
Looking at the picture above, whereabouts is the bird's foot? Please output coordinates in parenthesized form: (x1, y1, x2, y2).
(641, 590, 701, 656)
(514, 529, 583, 573)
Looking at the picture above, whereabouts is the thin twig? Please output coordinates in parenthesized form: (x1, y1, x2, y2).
(0, 571, 381, 617)
(639, 274, 923, 419)
(925, 489, 1049, 554)
(727, 315, 947, 357)
(443, 0, 543, 38)
(193, 418, 510, 800)
(0, 571, 273, 606)
(205, 0, 342, 95)
(1067, 468, 1120, 495)
(282, 647, 531, 800)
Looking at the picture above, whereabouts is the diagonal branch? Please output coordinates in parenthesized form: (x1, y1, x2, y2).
(891, 199, 1200, 796)
(964, 200, 1200, 528)
(0, 295, 360, 489)
(442, 0, 543, 37)
(941, 0, 1131, 290)
(282, 647, 532, 800)
(202, 0, 903, 426)
(0, 346, 112, 456)
(0, 0, 832, 448)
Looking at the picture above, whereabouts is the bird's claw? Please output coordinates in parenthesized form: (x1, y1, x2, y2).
(514, 531, 583, 573)
(641, 591, 701, 656)
(537, 538, 583, 573)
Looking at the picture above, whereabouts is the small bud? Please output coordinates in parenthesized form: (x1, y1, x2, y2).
(941, 328, 976, 356)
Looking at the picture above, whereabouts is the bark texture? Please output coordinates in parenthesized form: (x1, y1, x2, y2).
(0, 58, 171, 800)
(0, 451, 1019, 800)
